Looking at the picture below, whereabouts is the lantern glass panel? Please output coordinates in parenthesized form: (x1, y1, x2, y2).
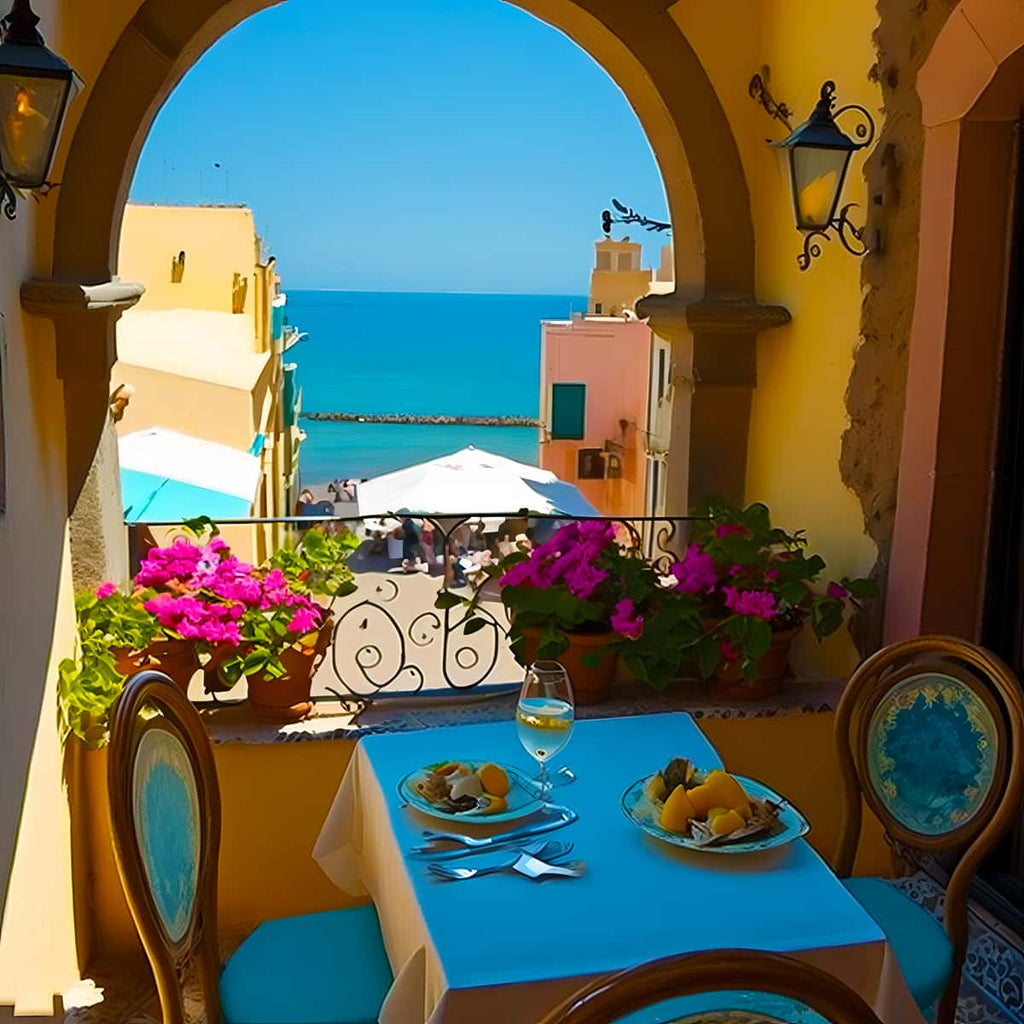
(0, 71, 69, 187)
(790, 145, 853, 231)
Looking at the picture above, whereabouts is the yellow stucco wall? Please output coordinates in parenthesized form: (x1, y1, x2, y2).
(0, 1, 86, 1010)
(77, 737, 363, 957)
(0, 529, 80, 1015)
(119, 204, 260, 320)
(113, 204, 291, 545)
(112, 362, 272, 453)
(73, 712, 891, 963)
(671, 0, 881, 677)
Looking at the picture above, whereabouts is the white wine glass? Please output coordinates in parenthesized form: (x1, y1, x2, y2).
(516, 661, 574, 804)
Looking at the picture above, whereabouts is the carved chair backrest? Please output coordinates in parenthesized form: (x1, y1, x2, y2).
(834, 636, 1024, 948)
(537, 949, 885, 1024)
(107, 671, 224, 1024)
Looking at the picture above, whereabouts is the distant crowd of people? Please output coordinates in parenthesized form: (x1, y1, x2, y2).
(295, 479, 361, 517)
(393, 515, 561, 587)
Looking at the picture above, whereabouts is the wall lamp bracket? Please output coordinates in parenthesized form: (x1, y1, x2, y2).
(763, 80, 877, 271)
(748, 68, 794, 133)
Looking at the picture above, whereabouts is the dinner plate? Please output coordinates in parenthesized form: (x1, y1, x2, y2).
(621, 773, 810, 853)
(398, 761, 543, 824)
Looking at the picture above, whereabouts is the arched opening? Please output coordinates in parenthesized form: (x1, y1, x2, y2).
(34, 0, 787, 521)
(888, 2, 1024, 645)
(887, 0, 1024, 925)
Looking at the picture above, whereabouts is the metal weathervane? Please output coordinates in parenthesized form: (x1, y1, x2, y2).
(601, 199, 671, 236)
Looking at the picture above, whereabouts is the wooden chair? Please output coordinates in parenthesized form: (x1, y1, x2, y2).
(537, 949, 886, 1024)
(834, 635, 1024, 1024)
(107, 671, 393, 1024)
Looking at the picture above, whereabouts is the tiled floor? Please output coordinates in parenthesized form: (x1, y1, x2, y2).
(894, 872, 1024, 1024)
(65, 879, 1024, 1023)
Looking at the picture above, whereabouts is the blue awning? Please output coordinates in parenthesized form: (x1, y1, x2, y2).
(122, 468, 254, 524)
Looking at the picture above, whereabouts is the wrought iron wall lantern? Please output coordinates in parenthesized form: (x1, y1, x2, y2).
(765, 80, 876, 270)
(0, 0, 83, 221)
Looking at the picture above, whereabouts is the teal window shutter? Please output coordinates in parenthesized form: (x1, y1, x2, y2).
(550, 383, 586, 440)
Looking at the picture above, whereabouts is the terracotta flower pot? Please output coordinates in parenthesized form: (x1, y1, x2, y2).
(110, 647, 149, 680)
(135, 638, 200, 693)
(708, 626, 800, 701)
(202, 644, 240, 694)
(519, 627, 619, 706)
(246, 624, 332, 723)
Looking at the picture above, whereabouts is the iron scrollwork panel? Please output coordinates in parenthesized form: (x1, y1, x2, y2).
(319, 513, 697, 700)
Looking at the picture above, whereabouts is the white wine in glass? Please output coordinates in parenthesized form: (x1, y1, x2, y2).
(516, 661, 574, 802)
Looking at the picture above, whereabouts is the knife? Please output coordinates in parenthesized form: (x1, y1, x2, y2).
(407, 806, 579, 858)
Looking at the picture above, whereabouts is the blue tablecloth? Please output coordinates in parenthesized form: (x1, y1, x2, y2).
(314, 712, 919, 1024)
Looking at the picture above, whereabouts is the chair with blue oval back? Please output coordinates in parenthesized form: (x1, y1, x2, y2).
(107, 670, 393, 1024)
(834, 635, 1024, 1024)
(537, 948, 886, 1024)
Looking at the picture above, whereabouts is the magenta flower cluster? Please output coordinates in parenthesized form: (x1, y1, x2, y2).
(499, 521, 617, 599)
(722, 585, 777, 621)
(670, 544, 718, 595)
(610, 599, 644, 640)
(497, 521, 658, 641)
(133, 537, 323, 647)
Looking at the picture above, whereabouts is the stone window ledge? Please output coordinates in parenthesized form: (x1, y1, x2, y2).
(199, 677, 844, 746)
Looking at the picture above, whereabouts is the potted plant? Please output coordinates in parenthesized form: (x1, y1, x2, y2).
(442, 520, 705, 704)
(74, 582, 163, 678)
(684, 502, 877, 699)
(58, 582, 167, 748)
(134, 528, 341, 722)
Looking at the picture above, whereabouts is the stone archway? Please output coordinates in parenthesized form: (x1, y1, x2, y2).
(29, 0, 789, 516)
(886, 2, 1024, 642)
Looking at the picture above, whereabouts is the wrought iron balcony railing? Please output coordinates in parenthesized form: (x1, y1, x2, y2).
(124, 512, 702, 703)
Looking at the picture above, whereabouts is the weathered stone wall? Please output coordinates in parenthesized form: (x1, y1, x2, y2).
(843, 0, 959, 651)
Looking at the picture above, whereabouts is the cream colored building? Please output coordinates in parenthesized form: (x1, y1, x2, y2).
(113, 204, 304, 560)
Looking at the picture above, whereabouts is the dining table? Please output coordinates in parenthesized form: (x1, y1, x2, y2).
(313, 711, 925, 1024)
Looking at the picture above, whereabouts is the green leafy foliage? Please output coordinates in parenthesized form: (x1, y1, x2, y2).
(57, 651, 125, 749)
(268, 526, 359, 598)
(435, 520, 707, 692)
(691, 501, 878, 683)
(57, 586, 168, 748)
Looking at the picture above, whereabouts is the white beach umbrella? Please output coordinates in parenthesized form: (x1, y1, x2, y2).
(354, 445, 598, 518)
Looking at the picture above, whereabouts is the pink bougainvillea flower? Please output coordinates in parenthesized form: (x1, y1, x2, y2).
(670, 544, 718, 595)
(96, 581, 117, 600)
(729, 564, 744, 577)
(565, 561, 608, 600)
(498, 560, 533, 589)
(827, 581, 849, 600)
(720, 639, 740, 663)
(723, 586, 777, 621)
(714, 523, 747, 538)
(765, 568, 780, 581)
(611, 598, 644, 640)
(287, 605, 322, 635)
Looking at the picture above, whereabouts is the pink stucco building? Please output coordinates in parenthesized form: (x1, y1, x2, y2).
(539, 239, 674, 517)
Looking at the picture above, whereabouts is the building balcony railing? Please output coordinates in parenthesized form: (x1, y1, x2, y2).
(125, 512, 700, 705)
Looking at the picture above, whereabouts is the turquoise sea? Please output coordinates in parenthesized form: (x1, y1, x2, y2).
(288, 290, 586, 484)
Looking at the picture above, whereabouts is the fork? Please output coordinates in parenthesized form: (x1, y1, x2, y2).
(430, 851, 585, 882)
(428, 839, 572, 876)
(423, 838, 570, 870)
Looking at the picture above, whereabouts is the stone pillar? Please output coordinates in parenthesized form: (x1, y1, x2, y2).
(638, 292, 791, 512)
(69, 417, 128, 590)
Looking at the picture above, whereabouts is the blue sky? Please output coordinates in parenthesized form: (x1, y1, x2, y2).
(129, 0, 668, 294)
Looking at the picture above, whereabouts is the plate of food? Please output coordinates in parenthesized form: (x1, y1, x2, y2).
(399, 760, 542, 823)
(621, 757, 810, 853)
